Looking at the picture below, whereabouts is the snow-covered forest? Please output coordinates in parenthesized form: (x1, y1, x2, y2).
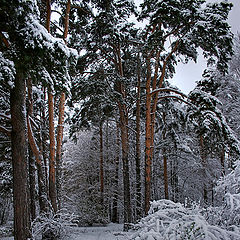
(0, 0, 240, 239)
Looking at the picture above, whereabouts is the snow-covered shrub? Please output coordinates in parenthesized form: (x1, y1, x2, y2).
(208, 160, 240, 231)
(0, 223, 13, 238)
(31, 209, 77, 239)
(131, 199, 240, 240)
(61, 132, 110, 226)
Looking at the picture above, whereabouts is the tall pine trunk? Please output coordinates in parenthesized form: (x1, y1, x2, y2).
(144, 43, 178, 214)
(200, 135, 208, 204)
(45, 0, 57, 213)
(27, 78, 36, 221)
(48, 91, 57, 212)
(119, 108, 132, 228)
(220, 148, 225, 176)
(10, 71, 31, 239)
(163, 150, 169, 200)
(99, 121, 104, 203)
(56, 92, 65, 209)
(135, 55, 142, 219)
(144, 56, 153, 215)
(115, 47, 132, 228)
(27, 117, 49, 213)
(112, 124, 120, 223)
(162, 112, 169, 200)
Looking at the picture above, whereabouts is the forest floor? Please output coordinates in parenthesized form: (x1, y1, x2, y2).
(65, 223, 132, 240)
(0, 223, 133, 240)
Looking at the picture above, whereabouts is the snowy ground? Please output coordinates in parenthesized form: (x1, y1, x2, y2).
(65, 223, 132, 240)
(0, 223, 133, 240)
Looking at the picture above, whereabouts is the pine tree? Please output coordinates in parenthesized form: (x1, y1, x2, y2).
(0, 0, 77, 237)
(138, 0, 233, 214)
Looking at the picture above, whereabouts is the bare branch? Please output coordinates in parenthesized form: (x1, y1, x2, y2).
(0, 113, 11, 120)
(0, 32, 10, 48)
(151, 88, 187, 98)
(0, 125, 11, 137)
(159, 40, 180, 88)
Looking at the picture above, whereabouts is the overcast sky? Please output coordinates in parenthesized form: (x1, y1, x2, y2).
(171, 0, 240, 93)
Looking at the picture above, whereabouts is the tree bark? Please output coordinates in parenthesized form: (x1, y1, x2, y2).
(10, 71, 31, 239)
(144, 42, 179, 214)
(41, 88, 49, 190)
(163, 149, 169, 200)
(200, 135, 208, 204)
(27, 117, 49, 213)
(56, 92, 65, 209)
(135, 55, 142, 219)
(27, 78, 36, 221)
(220, 148, 225, 176)
(48, 91, 57, 212)
(112, 124, 120, 223)
(63, 0, 71, 42)
(99, 121, 104, 203)
(115, 46, 132, 228)
(144, 56, 153, 215)
(46, 0, 51, 32)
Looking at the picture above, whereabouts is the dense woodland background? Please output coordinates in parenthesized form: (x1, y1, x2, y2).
(0, 0, 240, 239)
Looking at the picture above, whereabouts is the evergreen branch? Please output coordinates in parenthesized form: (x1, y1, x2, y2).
(163, 21, 195, 40)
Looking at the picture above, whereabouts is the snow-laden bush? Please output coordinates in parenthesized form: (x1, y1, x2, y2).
(131, 199, 240, 240)
(207, 160, 240, 231)
(31, 209, 77, 239)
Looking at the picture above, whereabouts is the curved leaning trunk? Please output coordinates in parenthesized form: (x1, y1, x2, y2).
(27, 117, 49, 213)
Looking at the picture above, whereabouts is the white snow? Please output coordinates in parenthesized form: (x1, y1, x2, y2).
(65, 223, 132, 240)
(1, 224, 132, 240)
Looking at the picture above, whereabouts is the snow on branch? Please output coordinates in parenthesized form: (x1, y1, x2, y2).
(150, 88, 187, 98)
(0, 125, 11, 137)
(131, 200, 240, 240)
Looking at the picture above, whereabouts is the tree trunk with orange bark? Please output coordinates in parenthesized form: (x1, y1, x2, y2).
(27, 117, 49, 213)
(48, 91, 57, 212)
(45, 0, 57, 213)
(112, 46, 132, 228)
(144, 55, 156, 215)
(56, 92, 65, 209)
(144, 44, 179, 214)
(55, 0, 70, 209)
